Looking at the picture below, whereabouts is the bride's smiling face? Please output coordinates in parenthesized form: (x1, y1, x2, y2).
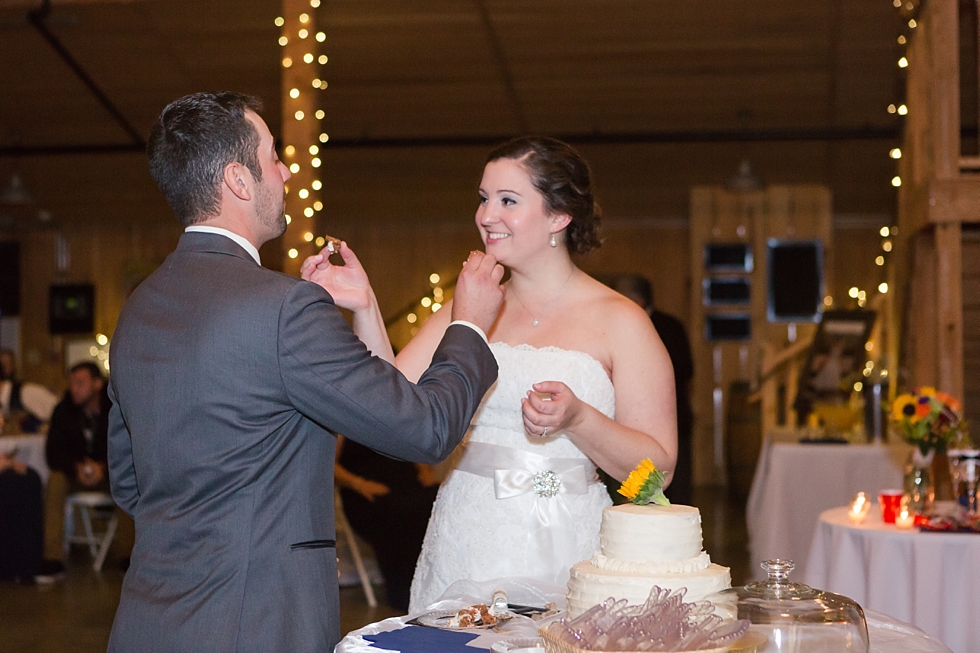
(475, 158, 554, 264)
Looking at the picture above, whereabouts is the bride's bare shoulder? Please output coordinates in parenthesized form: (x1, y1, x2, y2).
(580, 275, 655, 329)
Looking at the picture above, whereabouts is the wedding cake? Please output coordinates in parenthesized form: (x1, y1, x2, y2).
(565, 503, 731, 617)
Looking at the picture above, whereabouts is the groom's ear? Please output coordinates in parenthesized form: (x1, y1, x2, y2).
(223, 162, 253, 202)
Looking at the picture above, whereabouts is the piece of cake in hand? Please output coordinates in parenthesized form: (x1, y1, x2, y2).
(323, 234, 342, 255)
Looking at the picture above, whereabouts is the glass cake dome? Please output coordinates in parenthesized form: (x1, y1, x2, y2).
(706, 559, 869, 653)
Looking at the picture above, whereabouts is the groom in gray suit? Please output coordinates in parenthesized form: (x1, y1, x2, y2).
(106, 92, 503, 652)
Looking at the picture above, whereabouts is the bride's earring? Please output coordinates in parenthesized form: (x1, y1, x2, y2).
(550, 233, 557, 248)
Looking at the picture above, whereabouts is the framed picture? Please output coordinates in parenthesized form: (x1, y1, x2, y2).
(704, 242, 753, 273)
(702, 276, 751, 307)
(704, 313, 752, 341)
(767, 238, 824, 323)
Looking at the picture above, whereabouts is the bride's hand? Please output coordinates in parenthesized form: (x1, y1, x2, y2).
(300, 241, 373, 312)
(521, 381, 585, 438)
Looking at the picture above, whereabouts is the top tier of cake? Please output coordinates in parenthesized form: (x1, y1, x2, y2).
(599, 503, 703, 563)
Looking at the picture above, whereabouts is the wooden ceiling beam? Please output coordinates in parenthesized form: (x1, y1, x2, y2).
(27, 0, 144, 146)
(474, 0, 527, 133)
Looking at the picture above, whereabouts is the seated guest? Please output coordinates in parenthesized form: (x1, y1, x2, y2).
(335, 435, 439, 612)
(40, 362, 132, 580)
(0, 449, 44, 584)
(0, 348, 58, 433)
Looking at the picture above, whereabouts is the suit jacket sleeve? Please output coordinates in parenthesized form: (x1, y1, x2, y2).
(278, 282, 497, 463)
(107, 379, 140, 516)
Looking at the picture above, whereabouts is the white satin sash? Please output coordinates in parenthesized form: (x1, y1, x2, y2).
(456, 441, 599, 583)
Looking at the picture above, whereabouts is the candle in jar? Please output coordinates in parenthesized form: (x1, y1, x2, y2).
(849, 492, 871, 524)
(895, 506, 915, 529)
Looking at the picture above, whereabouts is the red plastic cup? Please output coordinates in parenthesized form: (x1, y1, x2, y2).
(878, 490, 904, 524)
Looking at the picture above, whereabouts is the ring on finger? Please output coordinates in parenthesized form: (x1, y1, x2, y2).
(542, 427, 548, 437)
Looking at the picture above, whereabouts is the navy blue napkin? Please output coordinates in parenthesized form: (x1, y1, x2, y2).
(363, 625, 481, 652)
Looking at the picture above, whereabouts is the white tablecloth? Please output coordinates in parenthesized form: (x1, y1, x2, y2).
(337, 608, 950, 652)
(806, 506, 978, 653)
(337, 578, 564, 652)
(335, 577, 951, 653)
(746, 431, 908, 580)
(0, 434, 49, 484)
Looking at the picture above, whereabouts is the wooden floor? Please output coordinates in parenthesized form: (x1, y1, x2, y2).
(0, 487, 750, 652)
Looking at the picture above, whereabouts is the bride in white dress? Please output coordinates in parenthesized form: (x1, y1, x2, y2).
(396, 137, 678, 613)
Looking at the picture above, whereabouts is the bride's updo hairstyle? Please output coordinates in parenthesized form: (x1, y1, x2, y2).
(486, 136, 602, 254)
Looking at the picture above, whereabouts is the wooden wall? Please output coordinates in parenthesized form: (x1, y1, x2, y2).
(895, 0, 980, 403)
(964, 231, 980, 421)
(4, 222, 181, 394)
(688, 185, 833, 486)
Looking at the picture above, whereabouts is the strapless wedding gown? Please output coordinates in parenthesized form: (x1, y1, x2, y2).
(408, 342, 615, 613)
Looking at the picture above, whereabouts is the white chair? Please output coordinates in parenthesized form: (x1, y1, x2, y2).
(64, 491, 118, 572)
(334, 489, 378, 607)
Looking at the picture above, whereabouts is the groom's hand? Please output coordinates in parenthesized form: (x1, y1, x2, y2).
(452, 250, 504, 334)
(300, 241, 373, 312)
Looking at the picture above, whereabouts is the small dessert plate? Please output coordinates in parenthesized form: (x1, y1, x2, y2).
(412, 608, 513, 630)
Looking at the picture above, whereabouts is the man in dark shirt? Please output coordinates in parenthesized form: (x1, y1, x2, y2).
(39, 362, 116, 579)
(46, 362, 110, 486)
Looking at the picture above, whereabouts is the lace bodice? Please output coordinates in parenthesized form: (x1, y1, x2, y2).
(408, 342, 616, 612)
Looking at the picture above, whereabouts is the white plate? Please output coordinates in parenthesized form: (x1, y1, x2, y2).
(414, 609, 513, 630)
(490, 637, 545, 652)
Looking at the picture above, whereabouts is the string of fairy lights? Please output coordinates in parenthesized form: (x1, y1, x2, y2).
(274, 2, 447, 336)
(844, 0, 920, 393)
(276, 0, 331, 269)
(403, 274, 447, 338)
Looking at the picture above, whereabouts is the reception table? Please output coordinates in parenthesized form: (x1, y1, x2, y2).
(806, 506, 979, 653)
(336, 578, 953, 653)
(0, 433, 49, 484)
(746, 431, 909, 580)
(337, 608, 952, 652)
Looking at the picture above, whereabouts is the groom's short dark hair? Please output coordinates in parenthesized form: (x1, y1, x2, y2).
(147, 92, 264, 227)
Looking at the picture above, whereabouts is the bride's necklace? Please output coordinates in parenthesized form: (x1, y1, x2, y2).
(509, 270, 574, 327)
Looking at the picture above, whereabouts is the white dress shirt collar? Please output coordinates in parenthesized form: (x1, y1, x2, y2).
(185, 226, 261, 265)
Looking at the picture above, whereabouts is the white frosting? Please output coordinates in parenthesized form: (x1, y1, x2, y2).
(591, 550, 711, 574)
(599, 503, 703, 562)
(566, 503, 731, 618)
(566, 560, 731, 618)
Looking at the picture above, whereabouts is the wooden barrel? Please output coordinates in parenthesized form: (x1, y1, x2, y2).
(725, 380, 762, 503)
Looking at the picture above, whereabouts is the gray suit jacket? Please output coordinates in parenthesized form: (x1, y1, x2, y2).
(106, 232, 497, 652)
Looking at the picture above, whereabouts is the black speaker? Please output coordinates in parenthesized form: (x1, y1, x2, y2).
(49, 283, 94, 335)
(767, 239, 823, 322)
(0, 241, 20, 317)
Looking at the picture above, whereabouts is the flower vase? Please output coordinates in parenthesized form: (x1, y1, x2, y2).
(904, 449, 935, 513)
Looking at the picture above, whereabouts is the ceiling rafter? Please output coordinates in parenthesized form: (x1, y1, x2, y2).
(26, 0, 144, 148)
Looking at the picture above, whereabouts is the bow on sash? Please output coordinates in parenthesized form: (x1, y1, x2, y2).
(456, 441, 597, 583)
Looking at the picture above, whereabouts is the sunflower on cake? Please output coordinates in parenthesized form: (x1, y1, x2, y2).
(566, 460, 731, 618)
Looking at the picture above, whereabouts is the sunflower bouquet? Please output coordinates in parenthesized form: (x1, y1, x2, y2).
(891, 387, 964, 456)
(617, 459, 670, 506)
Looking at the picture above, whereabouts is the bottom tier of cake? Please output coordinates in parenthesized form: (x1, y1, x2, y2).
(566, 560, 732, 618)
